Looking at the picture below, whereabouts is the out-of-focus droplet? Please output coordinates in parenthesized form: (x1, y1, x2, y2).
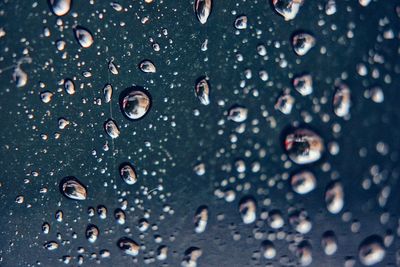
(139, 60, 156, 73)
(228, 105, 248, 122)
(110, 2, 123, 11)
(194, 206, 208, 233)
(359, 0, 371, 7)
(64, 79, 75, 95)
(42, 222, 50, 234)
(261, 240, 276, 259)
(115, 208, 126, 225)
(157, 245, 168, 260)
(289, 210, 312, 234)
(297, 241, 313, 266)
(86, 224, 99, 243)
(55, 210, 63, 222)
(104, 119, 120, 139)
(108, 59, 119, 75)
(234, 15, 248, 30)
(182, 247, 203, 267)
(120, 87, 151, 120)
(284, 127, 324, 165)
(275, 90, 295, 114)
(44, 241, 59, 251)
(120, 163, 137, 185)
(293, 74, 313, 96)
(13, 67, 28, 87)
(292, 32, 315, 56)
(40, 91, 53, 103)
(97, 205, 107, 219)
(272, 0, 304, 21)
(117, 237, 140, 256)
(291, 170, 316, 194)
(325, 0, 337, 15)
(239, 197, 256, 224)
(359, 235, 385, 266)
(268, 210, 284, 229)
(194, 0, 212, 24)
(103, 84, 113, 103)
(60, 177, 87, 200)
(74, 26, 94, 48)
(49, 0, 71, 16)
(333, 83, 351, 118)
(325, 181, 344, 214)
(367, 86, 384, 103)
(194, 77, 210, 105)
(322, 231, 337, 256)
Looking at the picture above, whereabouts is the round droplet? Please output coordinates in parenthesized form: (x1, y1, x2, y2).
(139, 60, 156, 73)
(272, 0, 303, 21)
(291, 170, 316, 194)
(359, 235, 385, 266)
(284, 127, 324, 165)
(293, 74, 313, 96)
(228, 105, 248, 122)
(194, 77, 210, 105)
(292, 32, 315, 56)
(234, 15, 248, 30)
(86, 224, 99, 243)
(104, 119, 120, 139)
(325, 181, 344, 214)
(120, 87, 151, 121)
(60, 177, 87, 200)
(120, 163, 137, 185)
(117, 237, 140, 256)
(74, 26, 94, 48)
(268, 210, 284, 229)
(333, 83, 351, 118)
(261, 240, 276, 259)
(194, 0, 212, 24)
(49, 0, 71, 16)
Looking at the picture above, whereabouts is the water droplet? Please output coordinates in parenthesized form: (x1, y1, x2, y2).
(117, 237, 140, 256)
(194, 0, 212, 24)
(60, 177, 87, 200)
(40, 91, 53, 103)
(291, 170, 316, 194)
(194, 77, 210, 105)
(139, 60, 156, 73)
(104, 119, 120, 139)
(42, 222, 50, 234)
(284, 127, 324, 165)
(275, 89, 295, 114)
(115, 208, 126, 225)
(103, 84, 113, 103)
(194, 206, 208, 233)
(239, 197, 256, 224)
(13, 67, 28, 88)
(228, 105, 248, 122)
(293, 74, 313, 96)
(44, 241, 59, 251)
(272, 0, 303, 21)
(74, 26, 94, 48)
(64, 79, 75, 95)
(322, 231, 337, 256)
(120, 163, 137, 185)
(261, 240, 276, 259)
(182, 247, 203, 267)
(120, 87, 151, 121)
(97, 205, 107, 219)
(333, 82, 351, 118)
(49, 0, 71, 16)
(108, 59, 119, 75)
(86, 224, 99, 243)
(292, 32, 315, 56)
(359, 235, 385, 266)
(234, 15, 248, 30)
(325, 181, 344, 214)
(296, 240, 313, 266)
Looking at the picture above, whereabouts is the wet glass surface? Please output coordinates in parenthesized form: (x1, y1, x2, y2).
(0, 0, 400, 266)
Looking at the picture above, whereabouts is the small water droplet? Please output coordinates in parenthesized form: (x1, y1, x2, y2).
(60, 177, 87, 200)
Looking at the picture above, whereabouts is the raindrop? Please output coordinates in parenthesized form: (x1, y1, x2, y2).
(292, 32, 315, 56)
(325, 181, 344, 214)
(44, 241, 59, 251)
(291, 170, 316, 194)
(272, 0, 303, 21)
(275, 89, 295, 114)
(103, 84, 113, 103)
(104, 119, 120, 139)
(228, 105, 248, 122)
(239, 197, 256, 224)
(194, 77, 210, 105)
(115, 208, 126, 225)
(283, 127, 324, 165)
(108, 59, 119, 75)
(333, 82, 351, 118)
(120, 163, 138, 185)
(64, 79, 75, 95)
(261, 240, 276, 259)
(117, 237, 140, 256)
(194, 0, 212, 24)
(139, 60, 156, 73)
(60, 177, 87, 200)
(322, 231, 337, 256)
(296, 241, 313, 266)
(40, 91, 53, 103)
(86, 224, 99, 243)
(119, 87, 151, 121)
(13, 67, 28, 88)
(234, 15, 248, 30)
(194, 206, 208, 233)
(49, 0, 71, 16)
(293, 74, 313, 96)
(74, 26, 94, 48)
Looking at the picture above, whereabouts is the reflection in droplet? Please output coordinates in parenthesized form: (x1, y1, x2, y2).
(74, 26, 94, 48)
(194, 0, 212, 24)
(104, 119, 120, 139)
(86, 224, 99, 243)
(284, 127, 324, 165)
(333, 82, 351, 118)
(117, 237, 140, 256)
(60, 177, 87, 200)
(139, 60, 156, 73)
(120, 87, 151, 120)
(120, 163, 137, 185)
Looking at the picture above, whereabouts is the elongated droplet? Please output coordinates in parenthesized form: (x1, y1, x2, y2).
(104, 119, 120, 139)
(239, 197, 256, 224)
(117, 237, 140, 256)
(292, 32, 315, 56)
(325, 181, 344, 214)
(60, 177, 87, 200)
(120, 163, 137, 185)
(64, 79, 75, 95)
(44, 241, 59, 251)
(234, 15, 248, 30)
(284, 127, 324, 165)
(13, 67, 28, 88)
(49, 0, 71, 16)
(86, 224, 99, 243)
(103, 84, 113, 103)
(74, 26, 94, 48)
(359, 235, 385, 266)
(322, 231, 337, 256)
(108, 60, 119, 75)
(272, 0, 304, 21)
(293, 74, 313, 96)
(228, 105, 248, 122)
(194, 0, 212, 24)
(194, 206, 208, 233)
(333, 82, 351, 118)
(120, 87, 151, 120)
(139, 60, 156, 73)
(195, 77, 210, 105)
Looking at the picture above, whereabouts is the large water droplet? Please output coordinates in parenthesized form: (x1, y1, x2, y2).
(359, 235, 385, 266)
(60, 177, 87, 200)
(49, 0, 71, 16)
(194, 77, 210, 105)
(194, 0, 212, 24)
(120, 163, 138, 185)
(117, 237, 140, 256)
(74, 26, 94, 48)
(272, 0, 303, 21)
(325, 181, 344, 214)
(292, 32, 315, 56)
(333, 82, 351, 118)
(120, 87, 151, 121)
